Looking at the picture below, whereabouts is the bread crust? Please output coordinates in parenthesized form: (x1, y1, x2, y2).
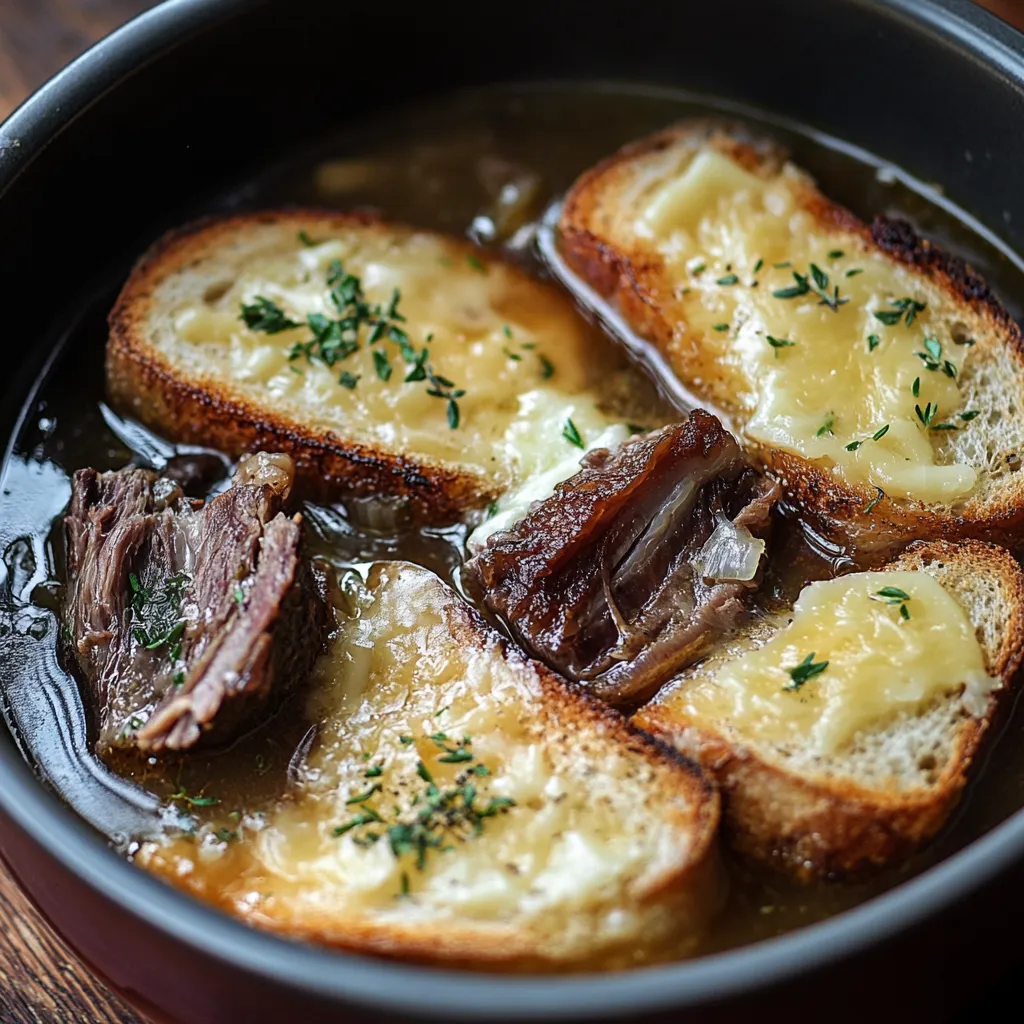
(635, 540, 1024, 881)
(140, 563, 723, 968)
(559, 121, 1024, 552)
(107, 210, 571, 522)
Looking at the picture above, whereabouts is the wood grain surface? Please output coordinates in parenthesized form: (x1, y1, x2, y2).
(0, 1, 1022, 1022)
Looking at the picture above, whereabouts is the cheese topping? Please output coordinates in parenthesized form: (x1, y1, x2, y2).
(170, 228, 621, 486)
(681, 571, 996, 756)
(138, 565, 691, 951)
(469, 388, 631, 549)
(638, 149, 978, 502)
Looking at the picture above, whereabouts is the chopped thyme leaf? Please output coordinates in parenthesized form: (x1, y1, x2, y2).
(828, 249, 845, 259)
(816, 414, 835, 437)
(960, 409, 981, 421)
(297, 230, 323, 246)
(716, 273, 740, 285)
(690, 261, 706, 275)
(753, 258, 764, 273)
(773, 261, 792, 268)
(338, 371, 360, 389)
(712, 323, 730, 332)
(846, 268, 864, 278)
(873, 586, 912, 620)
(214, 829, 238, 843)
(915, 402, 938, 428)
(783, 652, 828, 691)
(399, 735, 414, 745)
(288, 365, 303, 375)
(332, 809, 383, 836)
(503, 346, 522, 361)
(372, 349, 392, 381)
(766, 335, 796, 357)
(845, 424, 889, 451)
(912, 377, 921, 397)
(466, 254, 487, 273)
(562, 418, 584, 449)
(346, 784, 383, 805)
(170, 789, 219, 808)
(923, 338, 942, 361)
(520, 341, 536, 350)
(931, 422, 959, 430)
(437, 748, 474, 764)
(773, 276, 810, 300)
(875, 296, 927, 328)
(502, 324, 513, 338)
(239, 297, 302, 334)
(538, 354, 555, 379)
(810, 263, 829, 290)
(868, 334, 881, 352)
(486, 501, 499, 518)
(364, 764, 384, 778)
(400, 872, 410, 897)
(446, 399, 460, 430)
(233, 585, 244, 605)
(864, 486, 885, 514)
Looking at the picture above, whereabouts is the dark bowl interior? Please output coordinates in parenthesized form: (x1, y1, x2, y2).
(4, 1, 1024, 1021)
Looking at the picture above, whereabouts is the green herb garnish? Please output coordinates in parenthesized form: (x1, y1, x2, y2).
(766, 335, 796, 357)
(816, 414, 835, 437)
(872, 586, 912, 620)
(864, 486, 885, 514)
(845, 424, 889, 452)
(716, 273, 740, 286)
(784, 652, 829, 691)
(562, 418, 584, 449)
(874, 296, 927, 328)
(466, 254, 487, 274)
(240, 297, 302, 334)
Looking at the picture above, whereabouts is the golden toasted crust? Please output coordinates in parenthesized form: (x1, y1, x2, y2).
(634, 540, 1024, 881)
(107, 210, 546, 522)
(559, 121, 1024, 552)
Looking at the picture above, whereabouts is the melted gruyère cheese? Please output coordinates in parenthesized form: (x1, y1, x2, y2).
(679, 571, 996, 756)
(171, 228, 625, 488)
(137, 564, 705, 962)
(638, 149, 978, 502)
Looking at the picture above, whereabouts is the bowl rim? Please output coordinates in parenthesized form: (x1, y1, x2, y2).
(3, 0, 1024, 1017)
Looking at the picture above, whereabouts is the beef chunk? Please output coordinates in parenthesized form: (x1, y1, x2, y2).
(467, 411, 778, 704)
(64, 452, 330, 754)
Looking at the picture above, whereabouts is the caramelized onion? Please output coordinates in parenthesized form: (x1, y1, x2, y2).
(694, 515, 766, 583)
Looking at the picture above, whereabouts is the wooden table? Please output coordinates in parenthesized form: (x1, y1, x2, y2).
(1, 1, 1023, 1021)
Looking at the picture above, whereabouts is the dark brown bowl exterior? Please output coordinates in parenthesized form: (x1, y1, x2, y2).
(5, 0, 1024, 1021)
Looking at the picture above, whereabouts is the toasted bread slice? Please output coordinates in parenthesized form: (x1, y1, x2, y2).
(108, 211, 635, 523)
(559, 121, 1024, 552)
(138, 562, 722, 969)
(635, 540, 1024, 880)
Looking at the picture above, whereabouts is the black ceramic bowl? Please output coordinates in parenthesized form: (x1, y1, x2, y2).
(4, 1, 1024, 1021)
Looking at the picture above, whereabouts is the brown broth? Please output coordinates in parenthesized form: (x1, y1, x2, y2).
(4, 82, 1024, 969)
